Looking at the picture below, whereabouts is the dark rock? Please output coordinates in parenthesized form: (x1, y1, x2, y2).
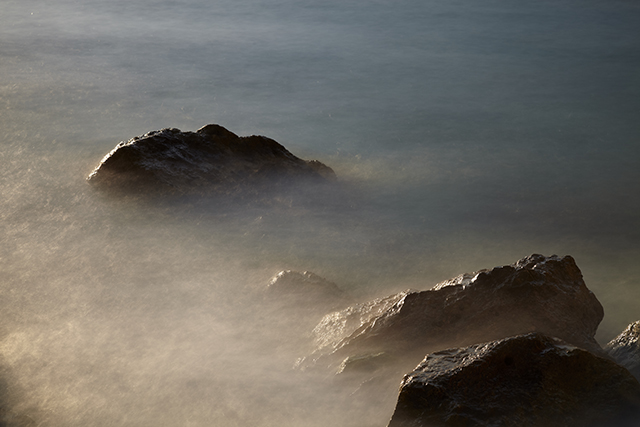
(606, 320, 640, 381)
(302, 254, 605, 373)
(387, 333, 640, 427)
(87, 124, 335, 195)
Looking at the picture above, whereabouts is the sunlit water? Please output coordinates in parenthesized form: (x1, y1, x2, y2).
(1, 0, 640, 425)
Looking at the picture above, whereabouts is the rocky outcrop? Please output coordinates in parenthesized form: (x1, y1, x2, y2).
(87, 124, 335, 195)
(302, 254, 605, 373)
(606, 320, 640, 381)
(387, 333, 640, 427)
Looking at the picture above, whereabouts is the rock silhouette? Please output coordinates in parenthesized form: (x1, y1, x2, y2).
(87, 124, 335, 196)
(387, 333, 640, 427)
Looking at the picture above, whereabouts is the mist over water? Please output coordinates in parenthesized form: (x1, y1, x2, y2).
(2, 0, 640, 425)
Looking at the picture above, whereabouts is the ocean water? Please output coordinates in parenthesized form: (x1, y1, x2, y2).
(1, 0, 639, 425)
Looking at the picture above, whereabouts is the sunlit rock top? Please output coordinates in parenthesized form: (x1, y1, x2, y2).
(87, 124, 335, 195)
(606, 320, 640, 381)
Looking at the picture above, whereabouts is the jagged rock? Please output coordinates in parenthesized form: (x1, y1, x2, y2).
(87, 124, 335, 195)
(302, 254, 605, 373)
(265, 270, 352, 312)
(311, 290, 412, 353)
(387, 333, 640, 427)
(606, 320, 640, 381)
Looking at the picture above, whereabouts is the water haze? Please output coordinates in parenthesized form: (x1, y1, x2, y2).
(1, 0, 640, 425)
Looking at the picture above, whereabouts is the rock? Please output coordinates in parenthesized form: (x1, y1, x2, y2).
(87, 124, 335, 195)
(311, 290, 412, 354)
(303, 254, 605, 373)
(258, 271, 354, 347)
(265, 270, 352, 313)
(606, 320, 640, 381)
(387, 333, 640, 427)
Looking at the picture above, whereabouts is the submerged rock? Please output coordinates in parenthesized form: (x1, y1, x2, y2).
(606, 320, 640, 381)
(87, 124, 335, 195)
(265, 270, 352, 313)
(303, 254, 605, 372)
(387, 333, 640, 427)
(259, 271, 355, 346)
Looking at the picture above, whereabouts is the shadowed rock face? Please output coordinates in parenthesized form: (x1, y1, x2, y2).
(606, 320, 640, 381)
(387, 333, 640, 427)
(303, 254, 605, 373)
(87, 124, 335, 195)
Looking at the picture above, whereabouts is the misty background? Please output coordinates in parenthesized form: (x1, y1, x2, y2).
(1, 0, 639, 425)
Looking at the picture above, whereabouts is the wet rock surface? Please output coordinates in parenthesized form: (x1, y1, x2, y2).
(387, 333, 640, 427)
(606, 320, 640, 381)
(87, 124, 335, 196)
(302, 254, 605, 373)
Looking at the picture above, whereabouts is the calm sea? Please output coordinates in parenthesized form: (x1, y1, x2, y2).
(1, 0, 639, 425)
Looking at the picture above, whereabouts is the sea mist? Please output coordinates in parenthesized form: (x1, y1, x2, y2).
(1, 0, 640, 425)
